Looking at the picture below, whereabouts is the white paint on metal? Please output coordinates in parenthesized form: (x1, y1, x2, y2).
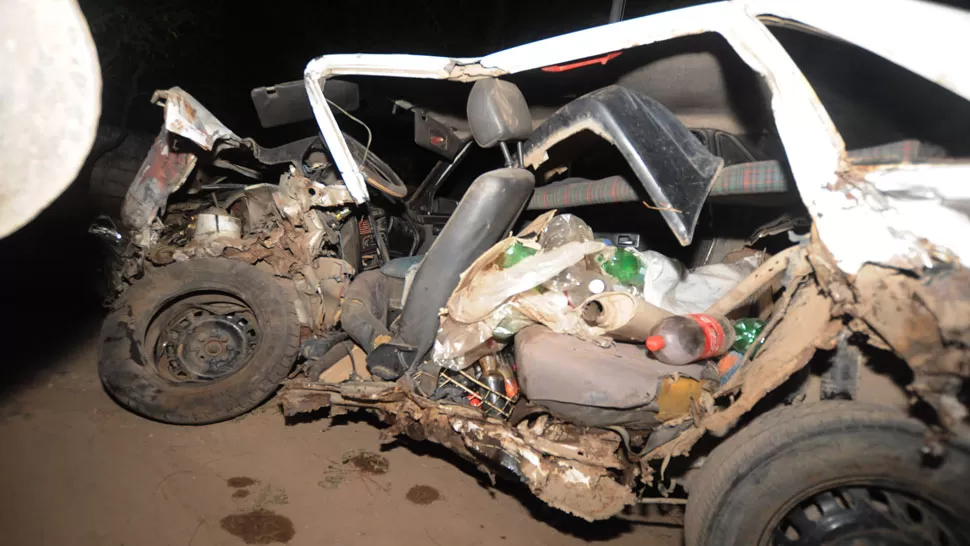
(866, 164, 970, 201)
(747, 0, 970, 103)
(303, 0, 970, 273)
(155, 88, 239, 152)
(303, 55, 485, 203)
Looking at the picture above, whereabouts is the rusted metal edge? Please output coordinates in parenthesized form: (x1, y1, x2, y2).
(279, 380, 634, 520)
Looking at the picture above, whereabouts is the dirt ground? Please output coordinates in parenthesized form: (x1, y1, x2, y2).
(0, 323, 682, 546)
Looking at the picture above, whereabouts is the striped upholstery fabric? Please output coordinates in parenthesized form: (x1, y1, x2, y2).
(709, 139, 947, 197)
(847, 139, 946, 165)
(710, 160, 787, 196)
(527, 140, 942, 209)
(527, 176, 638, 210)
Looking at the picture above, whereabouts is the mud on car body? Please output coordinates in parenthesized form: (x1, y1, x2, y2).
(94, 1, 970, 544)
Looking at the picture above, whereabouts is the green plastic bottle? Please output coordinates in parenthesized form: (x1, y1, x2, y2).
(501, 242, 537, 269)
(732, 318, 766, 354)
(597, 248, 645, 287)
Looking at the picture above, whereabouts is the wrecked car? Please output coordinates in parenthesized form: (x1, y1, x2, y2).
(96, 1, 970, 544)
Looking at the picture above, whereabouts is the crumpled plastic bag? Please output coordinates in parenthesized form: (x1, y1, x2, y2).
(446, 239, 605, 323)
(435, 213, 615, 370)
(638, 250, 760, 315)
(432, 210, 761, 370)
(434, 288, 615, 370)
(434, 313, 507, 370)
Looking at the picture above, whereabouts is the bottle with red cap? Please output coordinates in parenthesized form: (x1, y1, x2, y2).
(645, 313, 736, 365)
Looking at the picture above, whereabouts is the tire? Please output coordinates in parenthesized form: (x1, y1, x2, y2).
(684, 402, 970, 546)
(99, 258, 300, 424)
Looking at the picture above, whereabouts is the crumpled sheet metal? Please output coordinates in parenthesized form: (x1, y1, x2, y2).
(150, 184, 348, 334)
(279, 379, 634, 520)
(712, 278, 837, 430)
(852, 266, 970, 375)
(153, 87, 240, 152)
(450, 418, 634, 520)
(278, 168, 353, 214)
(849, 265, 970, 428)
(221, 241, 298, 277)
(649, 241, 970, 461)
(516, 415, 624, 469)
(647, 247, 838, 460)
(121, 131, 198, 246)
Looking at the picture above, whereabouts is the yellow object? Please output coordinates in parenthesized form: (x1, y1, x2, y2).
(656, 376, 704, 421)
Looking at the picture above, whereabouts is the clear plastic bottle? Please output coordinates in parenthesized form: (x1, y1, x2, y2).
(539, 214, 594, 248)
(645, 313, 736, 365)
(563, 268, 612, 307)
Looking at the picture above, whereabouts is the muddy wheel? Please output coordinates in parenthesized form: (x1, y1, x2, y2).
(684, 402, 970, 546)
(99, 258, 300, 424)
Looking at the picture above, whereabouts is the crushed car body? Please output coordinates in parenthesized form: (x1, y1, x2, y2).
(95, 0, 970, 537)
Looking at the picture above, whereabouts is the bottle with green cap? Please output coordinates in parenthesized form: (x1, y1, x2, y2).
(732, 318, 767, 354)
(597, 247, 645, 287)
(717, 318, 767, 383)
(500, 241, 537, 269)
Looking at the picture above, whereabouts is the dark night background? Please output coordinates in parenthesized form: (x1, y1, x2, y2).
(84, 0, 700, 138)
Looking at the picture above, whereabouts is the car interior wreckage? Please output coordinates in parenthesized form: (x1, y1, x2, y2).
(91, 1, 970, 544)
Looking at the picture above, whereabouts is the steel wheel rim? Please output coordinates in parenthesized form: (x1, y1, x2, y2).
(149, 292, 261, 383)
(763, 482, 963, 546)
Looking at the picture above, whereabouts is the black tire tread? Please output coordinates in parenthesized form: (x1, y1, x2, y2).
(99, 258, 300, 425)
(684, 402, 970, 546)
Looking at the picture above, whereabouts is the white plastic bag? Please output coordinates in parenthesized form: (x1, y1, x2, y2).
(638, 250, 760, 314)
(447, 240, 605, 323)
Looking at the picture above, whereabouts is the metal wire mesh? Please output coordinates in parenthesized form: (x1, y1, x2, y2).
(438, 366, 517, 419)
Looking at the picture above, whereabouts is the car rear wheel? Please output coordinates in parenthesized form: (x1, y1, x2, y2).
(684, 401, 970, 546)
(99, 258, 300, 424)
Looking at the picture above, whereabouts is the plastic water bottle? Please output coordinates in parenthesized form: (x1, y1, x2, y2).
(563, 269, 611, 307)
(645, 313, 736, 365)
(597, 247, 645, 288)
(716, 318, 768, 383)
(732, 318, 766, 353)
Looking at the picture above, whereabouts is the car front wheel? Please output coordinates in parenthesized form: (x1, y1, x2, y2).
(684, 401, 970, 546)
(99, 258, 300, 424)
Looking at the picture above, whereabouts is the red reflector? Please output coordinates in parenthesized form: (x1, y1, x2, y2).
(542, 51, 622, 73)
